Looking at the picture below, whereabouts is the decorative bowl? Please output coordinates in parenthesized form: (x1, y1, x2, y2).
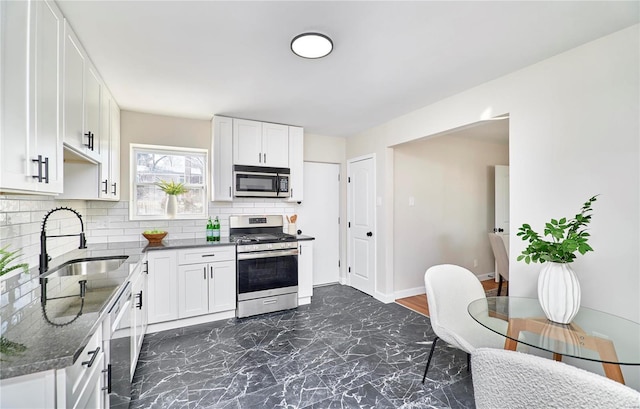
(142, 231, 167, 244)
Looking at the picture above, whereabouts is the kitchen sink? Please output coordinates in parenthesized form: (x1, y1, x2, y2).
(43, 256, 128, 278)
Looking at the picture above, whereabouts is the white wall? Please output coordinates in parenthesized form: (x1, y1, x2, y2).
(120, 110, 211, 201)
(347, 24, 639, 386)
(393, 135, 509, 293)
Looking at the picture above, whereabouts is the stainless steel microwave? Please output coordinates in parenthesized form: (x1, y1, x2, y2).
(234, 165, 290, 198)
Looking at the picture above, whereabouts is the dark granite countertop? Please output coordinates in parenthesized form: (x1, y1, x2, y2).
(0, 235, 315, 380)
(143, 237, 237, 251)
(141, 235, 314, 251)
(295, 235, 315, 241)
(0, 242, 146, 380)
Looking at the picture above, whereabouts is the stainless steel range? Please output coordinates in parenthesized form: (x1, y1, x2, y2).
(230, 215, 299, 318)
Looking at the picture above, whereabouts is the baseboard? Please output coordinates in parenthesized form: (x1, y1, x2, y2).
(477, 272, 495, 281)
(298, 296, 311, 306)
(374, 291, 395, 304)
(393, 286, 425, 300)
(147, 310, 235, 333)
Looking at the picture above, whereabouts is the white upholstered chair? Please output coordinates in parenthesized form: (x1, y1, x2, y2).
(488, 232, 509, 296)
(472, 348, 640, 409)
(422, 264, 506, 383)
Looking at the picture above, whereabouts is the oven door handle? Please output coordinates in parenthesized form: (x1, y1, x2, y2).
(237, 249, 298, 260)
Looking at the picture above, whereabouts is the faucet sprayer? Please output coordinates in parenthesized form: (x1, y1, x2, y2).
(39, 207, 87, 276)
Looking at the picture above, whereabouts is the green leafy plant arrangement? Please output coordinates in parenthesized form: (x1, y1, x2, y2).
(0, 245, 29, 277)
(0, 336, 27, 360)
(156, 179, 188, 195)
(517, 195, 598, 264)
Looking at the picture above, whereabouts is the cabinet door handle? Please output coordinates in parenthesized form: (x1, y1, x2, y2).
(144, 260, 148, 274)
(102, 179, 109, 194)
(82, 346, 100, 368)
(203, 266, 206, 280)
(43, 157, 49, 184)
(259, 153, 262, 163)
(32, 155, 43, 182)
(201, 254, 216, 258)
(264, 153, 266, 163)
(112, 182, 117, 196)
(84, 132, 92, 149)
(102, 364, 112, 393)
(136, 291, 143, 309)
(229, 186, 232, 197)
(90, 132, 95, 150)
(210, 266, 213, 279)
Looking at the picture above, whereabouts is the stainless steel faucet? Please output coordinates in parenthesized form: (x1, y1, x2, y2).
(39, 207, 87, 275)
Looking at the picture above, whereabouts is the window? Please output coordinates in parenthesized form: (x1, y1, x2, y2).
(130, 144, 207, 220)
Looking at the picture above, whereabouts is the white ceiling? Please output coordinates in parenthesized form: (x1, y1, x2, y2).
(57, 1, 639, 138)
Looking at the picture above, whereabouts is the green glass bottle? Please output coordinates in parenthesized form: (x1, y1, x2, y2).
(206, 217, 214, 242)
(213, 216, 220, 241)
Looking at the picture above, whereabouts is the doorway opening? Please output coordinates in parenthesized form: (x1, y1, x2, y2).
(392, 116, 510, 300)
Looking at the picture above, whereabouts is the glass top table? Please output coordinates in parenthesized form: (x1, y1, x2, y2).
(468, 296, 640, 384)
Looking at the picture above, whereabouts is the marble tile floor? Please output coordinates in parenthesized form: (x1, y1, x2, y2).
(130, 284, 475, 409)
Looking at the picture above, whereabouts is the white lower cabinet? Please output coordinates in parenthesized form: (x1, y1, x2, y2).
(0, 370, 57, 408)
(130, 255, 148, 376)
(298, 241, 314, 300)
(60, 326, 105, 409)
(147, 250, 178, 324)
(148, 246, 237, 326)
(177, 247, 236, 319)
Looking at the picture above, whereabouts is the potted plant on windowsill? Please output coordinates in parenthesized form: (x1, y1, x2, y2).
(156, 180, 188, 219)
(517, 195, 598, 324)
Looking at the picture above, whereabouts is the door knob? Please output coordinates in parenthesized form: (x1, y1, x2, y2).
(366, 232, 373, 237)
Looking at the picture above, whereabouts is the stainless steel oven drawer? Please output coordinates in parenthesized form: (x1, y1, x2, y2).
(237, 292, 298, 318)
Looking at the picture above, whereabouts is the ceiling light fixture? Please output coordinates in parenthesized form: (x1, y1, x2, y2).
(291, 32, 333, 59)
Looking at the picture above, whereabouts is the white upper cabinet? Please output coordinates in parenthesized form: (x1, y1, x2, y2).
(211, 116, 233, 201)
(109, 98, 121, 199)
(63, 20, 102, 163)
(233, 119, 289, 168)
(212, 116, 303, 201)
(0, 0, 64, 194)
(233, 119, 262, 166)
(261, 122, 289, 168)
(288, 126, 304, 202)
(84, 63, 103, 159)
(98, 90, 120, 200)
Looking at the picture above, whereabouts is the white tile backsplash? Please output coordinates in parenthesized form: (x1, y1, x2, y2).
(0, 195, 298, 282)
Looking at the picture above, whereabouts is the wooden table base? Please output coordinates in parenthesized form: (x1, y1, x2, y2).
(504, 317, 625, 384)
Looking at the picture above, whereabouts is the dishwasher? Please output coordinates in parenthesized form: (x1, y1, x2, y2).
(103, 282, 132, 409)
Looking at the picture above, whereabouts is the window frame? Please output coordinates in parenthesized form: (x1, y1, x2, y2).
(129, 143, 209, 221)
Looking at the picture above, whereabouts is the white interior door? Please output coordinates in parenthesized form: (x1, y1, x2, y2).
(495, 165, 510, 251)
(296, 162, 340, 285)
(347, 156, 376, 296)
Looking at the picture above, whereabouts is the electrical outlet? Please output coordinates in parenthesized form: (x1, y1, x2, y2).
(408, 196, 415, 206)
(473, 259, 478, 268)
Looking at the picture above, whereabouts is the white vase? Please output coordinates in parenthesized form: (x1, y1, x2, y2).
(165, 195, 178, 219)
(537, 262, 581, 324)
